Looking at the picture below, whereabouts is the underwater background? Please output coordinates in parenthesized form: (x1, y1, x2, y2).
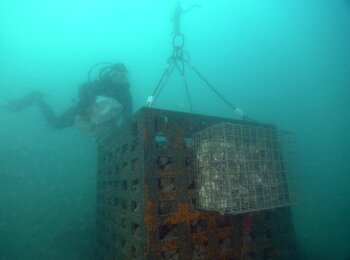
(0, 0, 349, 259)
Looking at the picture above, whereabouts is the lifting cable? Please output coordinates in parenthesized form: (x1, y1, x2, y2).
(147, 1, 255, 122)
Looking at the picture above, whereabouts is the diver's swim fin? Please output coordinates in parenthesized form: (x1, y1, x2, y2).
(6, 91, 46, 112)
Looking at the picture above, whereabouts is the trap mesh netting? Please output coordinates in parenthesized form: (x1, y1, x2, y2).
(194, 122, 296, 214)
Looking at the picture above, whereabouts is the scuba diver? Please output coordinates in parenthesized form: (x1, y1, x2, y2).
(2, 62, 133, 140)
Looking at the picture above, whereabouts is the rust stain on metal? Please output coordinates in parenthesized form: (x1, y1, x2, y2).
(158, 191, 177, 201)
(159, 169, 180, 177)
(201, 211, 219, 230)
(143, 126, 148, 143)
(191, 232, 208, 244)
(220, 250, 235, 259)
(144, 186, 157, 253)
(174, 127, 184, 149)
(165, 202, 200, 225)
(158, 239, 180, 253)
(217, 227, 233, 239)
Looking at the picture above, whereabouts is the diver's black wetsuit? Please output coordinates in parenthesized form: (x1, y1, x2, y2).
(8, 77, 133, 129)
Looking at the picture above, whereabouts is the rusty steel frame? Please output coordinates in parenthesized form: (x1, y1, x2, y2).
(95, 107, 298, 259)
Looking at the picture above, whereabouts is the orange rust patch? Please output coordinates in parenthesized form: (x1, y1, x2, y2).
(220, 250, 235, 259)
(145, 201, 154, 229)
(191, 232, 208, 244)
(159, 169, 180, 177)
(159, 239, 180, 253)
(201, 210, 220, 220)
(217, 227, 233, 239)
(174, 127, 185, 149)
(143, 127, 148, 143)
(144, 186, 159, 253)
(202, 213, 217, 230)
(165, 202, 200, 225)
(158, 191, 176, 201)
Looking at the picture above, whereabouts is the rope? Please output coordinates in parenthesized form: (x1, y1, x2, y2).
(151, 62, 176, 106)
(186, 61, 256, 122)
(187, 61, 237, 111)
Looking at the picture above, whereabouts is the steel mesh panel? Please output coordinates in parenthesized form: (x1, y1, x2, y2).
(194, 122, 295, 214)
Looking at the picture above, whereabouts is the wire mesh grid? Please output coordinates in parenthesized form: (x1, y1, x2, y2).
(194, 122, 296, 214)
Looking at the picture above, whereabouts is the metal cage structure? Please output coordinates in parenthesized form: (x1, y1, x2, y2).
(95, 107, 298, 260)
(194, 122, 297, 215)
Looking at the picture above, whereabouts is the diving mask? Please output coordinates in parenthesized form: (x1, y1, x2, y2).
(110, 71, 128, 85)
